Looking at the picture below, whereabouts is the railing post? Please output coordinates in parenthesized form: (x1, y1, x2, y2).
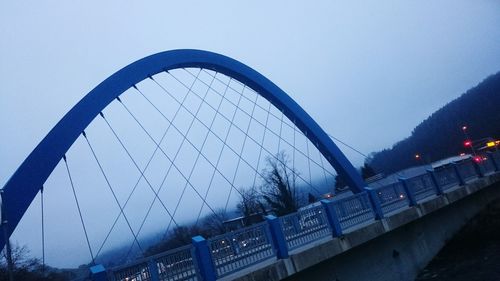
(148, 259, 160, 281)
(452, 163, 465, 186)
(399, 178, 417, 206)
(365, 187, 384, 220)
(320, 200, 342, 237)
(192, 235, 217, 281)
(472, 159, 484, 178)
(89, 264, 107, 281)
(487, 151, 499, 172)
(427, 169, 444, 195)
(265, 215, 289, 259)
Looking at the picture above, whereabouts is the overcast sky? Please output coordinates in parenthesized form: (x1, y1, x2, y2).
(1, 0, 500, 267)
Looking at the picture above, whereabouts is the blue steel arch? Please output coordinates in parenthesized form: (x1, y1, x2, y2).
(0, 49, 367, 249)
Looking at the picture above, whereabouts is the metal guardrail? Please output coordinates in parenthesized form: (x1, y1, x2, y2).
(372, 182, 409, 214)
(111, 245, 198, 281)
(156, 245, 199, 281)
(332, 192, 375, 230)
(434, 165, 459, 191)
(493, 151, 500, 166)
(457, 159, 478, 182)
(208, 222, 275, 277)
(481, 156, 496, 175)
(405, 173, 437, 202)
(104, 156, 499, 281)
(113, 261, 151, 281)
(280, 205, 331, 250)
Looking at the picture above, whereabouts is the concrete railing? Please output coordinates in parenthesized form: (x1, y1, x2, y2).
(91, 154, 500, 281)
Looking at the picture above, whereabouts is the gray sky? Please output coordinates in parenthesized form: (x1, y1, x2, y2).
(1, 0, 500, 268)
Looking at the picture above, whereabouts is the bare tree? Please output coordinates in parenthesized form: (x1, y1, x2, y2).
(201, 208, 229, 236)
(0, 244, 70, 281)
(237, 186, 264, 218)
(260, 152, 302, 216)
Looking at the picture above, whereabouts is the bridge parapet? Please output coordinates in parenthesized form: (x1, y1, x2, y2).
(104, 154, 500, 281)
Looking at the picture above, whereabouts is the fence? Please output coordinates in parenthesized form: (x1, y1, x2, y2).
(370, 182, 409, 215)
(332, 192, 375, 230)
(433, 165, 459, 191)
(493, 151, 500, 166)
(279, 205, 331, 250)
(404, 173, 437, 202)
(456, 159, 478, 182)
(106, 156, 498, 281)
(208, 222, 275, 277)
(112, 245, 198, 281)
(481, 155, 497, 175)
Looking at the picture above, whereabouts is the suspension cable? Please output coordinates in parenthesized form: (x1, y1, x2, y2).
(82, 132, 144, 255)
(63, 155, 95, 264)
(99, 112, 179, 216)
(194, 76, 235, 226)
(305, 131, 313, 184)
(171, 70, 324, 195)
(251, 102, 272, 191)
(185, 69, 335, 179)
(94, 74, 196, 259)
(319, 149, 329, 188)
(157, 72, 221, 236)
(40, 185, 45, 275)
(224, 85, 257, 213)
(201, 68, 372, 174)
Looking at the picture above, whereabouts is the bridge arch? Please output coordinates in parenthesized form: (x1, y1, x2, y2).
(1, 49, 366, 249)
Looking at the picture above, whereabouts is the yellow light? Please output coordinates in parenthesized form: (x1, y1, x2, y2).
(487, 141, 495, 147)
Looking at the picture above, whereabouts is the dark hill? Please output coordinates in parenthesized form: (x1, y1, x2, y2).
(368, 71, 500, 174)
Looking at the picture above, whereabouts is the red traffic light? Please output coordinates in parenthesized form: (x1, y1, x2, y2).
(464, 140, 472, 147)
(473, 156, 482, 163)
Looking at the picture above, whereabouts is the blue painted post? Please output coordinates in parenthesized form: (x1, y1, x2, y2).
(452, 163, 465, 186)
(265, 215, 289, 259)
(427, 169, 444, 195)
(488, 151, 499, 171)
(472, 159, 484, 178)
(365, 187, 384, 220)
(192, 236, 217, 281)
(148, 259, 160, 281)
(320, 199, 343, 237)
(89, 264, 107, 281)
(399, 178, 417, 206)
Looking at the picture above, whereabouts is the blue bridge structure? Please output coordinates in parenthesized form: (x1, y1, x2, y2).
(1, 50, 500, 281)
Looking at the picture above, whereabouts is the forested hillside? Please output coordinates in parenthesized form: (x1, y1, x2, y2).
(368, 72, 500, 174)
